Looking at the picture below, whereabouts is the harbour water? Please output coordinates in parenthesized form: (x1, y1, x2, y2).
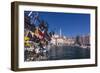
(48, 46, 90, 60)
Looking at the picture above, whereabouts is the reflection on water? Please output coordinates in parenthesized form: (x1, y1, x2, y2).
(48, 46, 90, 60)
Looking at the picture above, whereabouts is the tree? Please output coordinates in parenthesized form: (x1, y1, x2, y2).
(75, 35, 81, 46)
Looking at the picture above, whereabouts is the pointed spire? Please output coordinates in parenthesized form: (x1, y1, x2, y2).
(60, 28, 62, 37)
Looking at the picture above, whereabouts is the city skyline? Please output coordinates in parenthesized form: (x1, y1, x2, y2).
(24, 11, 90, 37)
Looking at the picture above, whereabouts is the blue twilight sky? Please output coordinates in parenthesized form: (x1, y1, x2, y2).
(24, 11, 90, 37)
